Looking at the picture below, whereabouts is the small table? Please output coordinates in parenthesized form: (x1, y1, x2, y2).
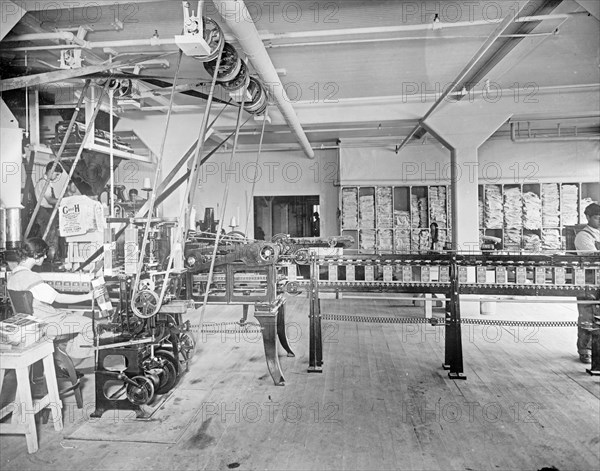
(0, 340, 63, 453)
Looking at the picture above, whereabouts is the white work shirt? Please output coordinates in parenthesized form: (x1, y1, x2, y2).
(575, 225, 600, 254)
(34, 176, 58, 208)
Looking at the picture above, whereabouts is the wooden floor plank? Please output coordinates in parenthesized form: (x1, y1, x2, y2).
(1, 297, 599, 471)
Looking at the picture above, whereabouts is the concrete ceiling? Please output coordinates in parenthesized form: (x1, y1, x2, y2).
(1, 0, 599, 153)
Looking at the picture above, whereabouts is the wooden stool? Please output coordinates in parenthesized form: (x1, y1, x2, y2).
(0, 340, 63, 453)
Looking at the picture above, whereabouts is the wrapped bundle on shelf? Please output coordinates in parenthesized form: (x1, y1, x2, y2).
(542, 183, 560, 227)
(523, 233, 542, 252)
(428, 186, 447, 226)
(542, 228, 561, 250)
(394, 228, 411, 252)
(412, 229, 430, 252)
(342, 188, 358, 229)
(376, 187, 393, 229)
(504, 187, 523, 231)
(419, 197, 428, 228)
(522, 192, 542, 230)
(561, 184, 579, 225)
(360, 229, 376, 251)
(410, 194, 420, 227)
(377, 229, 393, 252)
(359, 194, 375, 228)
(479, 199, 484, 228)
(394, 210, 411, 228)
(504, 227, 522, 248)
(484, 185, 503, 229)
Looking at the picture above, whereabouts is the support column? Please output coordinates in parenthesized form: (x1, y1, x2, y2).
(450, 146, 480, 252)
(424, 99, 513, 252)
(0, 100, 23, 209)
(423, 98, 513, 317)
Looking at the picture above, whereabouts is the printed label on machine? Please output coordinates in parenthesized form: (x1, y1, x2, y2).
(346, 264, 355, 281)
(328, 264, 338, 281)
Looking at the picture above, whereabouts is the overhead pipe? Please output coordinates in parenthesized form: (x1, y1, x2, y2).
(3, 31, 86, 46)
(2, 11, 582, 53)
(265, 32, 557, 49)
(509, 122, 600, 142)
(212, 0, 314, 159)
(257, 11, 585, 41)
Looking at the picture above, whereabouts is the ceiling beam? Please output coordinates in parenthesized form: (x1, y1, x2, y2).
(574, 0, 600, 21)
(395, 3, 530, 153)
(0, 55, 165, 91)
(456, 0, 563, 94)
(0, 1, 26, 40)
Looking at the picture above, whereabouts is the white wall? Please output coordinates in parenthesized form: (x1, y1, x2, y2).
(115, 113, 202, 218)
(118, 112, 340, 238)
(194, 148, 339, 238)
(340, 138, 600, 185)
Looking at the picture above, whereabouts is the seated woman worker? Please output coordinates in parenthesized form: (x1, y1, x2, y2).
(7, 237, 96, 369)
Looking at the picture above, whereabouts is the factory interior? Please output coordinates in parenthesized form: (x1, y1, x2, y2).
(0, 1, 599, 470)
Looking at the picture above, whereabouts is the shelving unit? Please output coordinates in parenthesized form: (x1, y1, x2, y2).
(341, 185, 450, 253)
(478, 181, 599, 252)
(342, 182, 598, 254)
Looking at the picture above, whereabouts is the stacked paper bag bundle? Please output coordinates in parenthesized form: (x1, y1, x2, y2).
(394, 210, 411, 228)
(429, 186, 447, 226)
(410, 194, 420, 227)
(523, 233, 542, 252)
(342, 188, 358, 229)
(394, 228, 411, 252)
(484, 185, 503, 229)
(542, 228, 561, 250)
(542, 183, 560, 227)
(376, 187, 393, 229)
(359, 193, 375, 228)
(561, 185, 579, 226)
(378, 229, 393, 252)
(504, 187, 523, 229)
(360, 229, 376, 251)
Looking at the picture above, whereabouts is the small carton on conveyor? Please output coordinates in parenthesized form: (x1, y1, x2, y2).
(40, 272, 93, 293)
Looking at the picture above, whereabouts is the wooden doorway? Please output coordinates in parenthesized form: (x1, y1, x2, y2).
(254, 195, 320, 240)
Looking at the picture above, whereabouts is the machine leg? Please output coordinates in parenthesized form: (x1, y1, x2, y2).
(308, 272, 323, 373)
(586, 330, 600, 376)
(444, 262, 466, 380)
(240, 304, 249, 324)
(254, 306, 286, 386)
(276, 301, 295, 357)
(442, 300, 452, 371)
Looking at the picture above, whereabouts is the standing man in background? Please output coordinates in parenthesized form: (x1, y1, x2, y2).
(34, 162, 64, 261)
(574, 202, 600, 364)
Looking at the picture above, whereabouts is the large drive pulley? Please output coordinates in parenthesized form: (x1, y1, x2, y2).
(244, 77, 268, 115)
(131, 290, 160, 318)
(221, 60, 250, 92)
(126, 375, 155, 405)
(258, 243, 280, 263)
(142, 350, 178, 395)
(178, 331, 196, 371)
(203, 42, 241, 82)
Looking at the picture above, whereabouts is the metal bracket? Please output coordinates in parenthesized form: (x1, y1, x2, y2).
(175, 1, 211, 56)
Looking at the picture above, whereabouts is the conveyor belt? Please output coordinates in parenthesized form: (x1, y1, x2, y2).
(306, 252, 600, 379)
